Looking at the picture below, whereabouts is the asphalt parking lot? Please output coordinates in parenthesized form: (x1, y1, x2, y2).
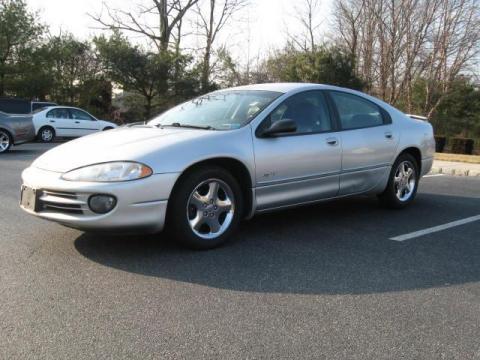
(1, 143, 480, 359)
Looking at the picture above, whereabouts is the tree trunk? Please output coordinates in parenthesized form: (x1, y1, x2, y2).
(201, 0, 215, 92)
(0, 73, 5, 97)
(144, 96, 153, 120)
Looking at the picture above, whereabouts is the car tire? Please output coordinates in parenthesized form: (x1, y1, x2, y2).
(38, 126, 55, 143)
(103, 127, 113, 131)
(378, 153, 419, 209)
(168, 166, 244, 250)
(0, 129, 12, 153)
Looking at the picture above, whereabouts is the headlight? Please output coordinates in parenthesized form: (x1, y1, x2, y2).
(62, 162, 153, 182)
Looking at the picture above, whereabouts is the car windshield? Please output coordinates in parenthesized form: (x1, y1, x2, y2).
(148, 90, 282, 130)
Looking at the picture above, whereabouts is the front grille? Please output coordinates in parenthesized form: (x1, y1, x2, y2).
(38, 190, 87, 215)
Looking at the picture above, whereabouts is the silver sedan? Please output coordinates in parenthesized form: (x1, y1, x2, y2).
(0, 111, 35, 153)
(20, 83, 435, 249)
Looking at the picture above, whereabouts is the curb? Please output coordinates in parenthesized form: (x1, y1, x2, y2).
(430, 167, 480, 177)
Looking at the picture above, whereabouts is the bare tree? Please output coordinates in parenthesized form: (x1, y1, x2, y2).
(422, 0, 480, 117)
(286, 0, 324, 53)
(294, 0, 323, 52)
(90, 0, 200, 53)
(194, 0, 248, 91)
(333, 0, 364, 62)
(333, 0, 480, 116)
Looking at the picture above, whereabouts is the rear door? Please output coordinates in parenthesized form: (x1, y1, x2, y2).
(68, 109, 102, 136)
(45, 108, 74, 137)
(327, 91, 399, 195)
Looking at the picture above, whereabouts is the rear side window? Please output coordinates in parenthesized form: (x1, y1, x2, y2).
(47, 108, 70, 119)
(329, 91, 385, 130)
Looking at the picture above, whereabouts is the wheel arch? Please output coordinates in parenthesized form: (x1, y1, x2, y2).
(0, 127, 13, 144)
(169, 157, 254, 219)
(397, 146, 422, 174)
(37, 124, 56, 136)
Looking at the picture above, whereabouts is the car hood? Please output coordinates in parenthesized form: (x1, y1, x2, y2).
(32, 126, 214, 173)
(98, 119, 117, 126)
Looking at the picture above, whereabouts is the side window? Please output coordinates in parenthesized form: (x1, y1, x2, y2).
(70, 109, 94, 121)
(46, 108, 70, 119)
(262, 91, 332, 135)
(329, 91, 385, 130)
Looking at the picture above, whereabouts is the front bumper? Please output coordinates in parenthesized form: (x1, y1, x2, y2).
(20, 166, 180, 232)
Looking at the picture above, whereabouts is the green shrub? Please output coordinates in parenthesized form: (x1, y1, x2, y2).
(450, 137, 475, 155)
(434, 136, 447, 153)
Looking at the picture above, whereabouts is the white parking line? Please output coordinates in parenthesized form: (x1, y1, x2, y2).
(423, 174, 445, 178)
(390, 214, 480, 242)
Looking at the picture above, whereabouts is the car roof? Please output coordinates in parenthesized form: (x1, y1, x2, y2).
(41, 106, 81, 111)
(226, 82, 348, 94)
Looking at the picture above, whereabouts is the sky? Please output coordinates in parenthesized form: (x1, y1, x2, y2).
(26, 0, 333, 61)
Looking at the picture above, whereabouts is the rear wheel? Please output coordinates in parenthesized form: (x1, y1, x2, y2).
(38, 126, 55, 143)
(378, 153, 419, 209)
(0, 129, 12, 153)
(103, 127, 113, 131)
(168, 166, 243, 250)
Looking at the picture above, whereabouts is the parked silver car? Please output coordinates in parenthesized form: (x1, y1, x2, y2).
(20, 83, 435, 249)
(0, 111, 35, 153)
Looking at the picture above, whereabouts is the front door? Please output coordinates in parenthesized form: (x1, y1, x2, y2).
(253, 90, 342, 210)
(68, 109, 101, 136)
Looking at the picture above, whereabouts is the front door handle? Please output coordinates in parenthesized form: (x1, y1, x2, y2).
(326, 137, 338, 146)
(75, 121, 80, 124)
(49, 120, 55, 123)
(385, 131, 393, 139)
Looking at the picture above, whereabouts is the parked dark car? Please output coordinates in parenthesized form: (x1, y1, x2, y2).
(0, 111, 36, 153)
(0, 97, 57, 114)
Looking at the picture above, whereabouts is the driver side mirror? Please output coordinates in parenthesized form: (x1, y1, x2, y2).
(260, 118, 297, 137)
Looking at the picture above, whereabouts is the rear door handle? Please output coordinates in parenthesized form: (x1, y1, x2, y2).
(75, 121, 80, 124)
(326, 137, 338, 146)
(49, 120, 55, 123)
(385, 131, 393, 139)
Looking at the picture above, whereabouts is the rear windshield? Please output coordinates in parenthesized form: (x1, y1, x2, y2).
(32, 103, 57, 112)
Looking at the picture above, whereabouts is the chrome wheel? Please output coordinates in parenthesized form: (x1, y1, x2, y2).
(0, 130, 10, 153)
(186, 179, 235, 240)
(394, 161, 416, 202)
(41, 128, 53, 142)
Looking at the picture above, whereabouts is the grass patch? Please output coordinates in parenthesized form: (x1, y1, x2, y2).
(435, 153, 480, 164)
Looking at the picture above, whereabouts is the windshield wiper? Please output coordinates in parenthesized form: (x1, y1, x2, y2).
(158, 122, 216, 130)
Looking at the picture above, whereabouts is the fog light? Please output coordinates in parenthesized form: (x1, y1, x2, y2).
(88, 194, 117, 214)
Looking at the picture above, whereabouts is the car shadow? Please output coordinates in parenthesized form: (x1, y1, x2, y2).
(74, 193, 480, 295)
(2, 149, 39, 155)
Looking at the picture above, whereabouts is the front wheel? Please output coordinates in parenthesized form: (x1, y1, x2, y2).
(168, 167, 243, 250)
(378, 153, 419, 209)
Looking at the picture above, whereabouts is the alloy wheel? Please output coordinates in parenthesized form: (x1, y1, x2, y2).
(394, 161, 416, 202)
(186, 179, 235, 240)
(0, 130, 10, 153)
